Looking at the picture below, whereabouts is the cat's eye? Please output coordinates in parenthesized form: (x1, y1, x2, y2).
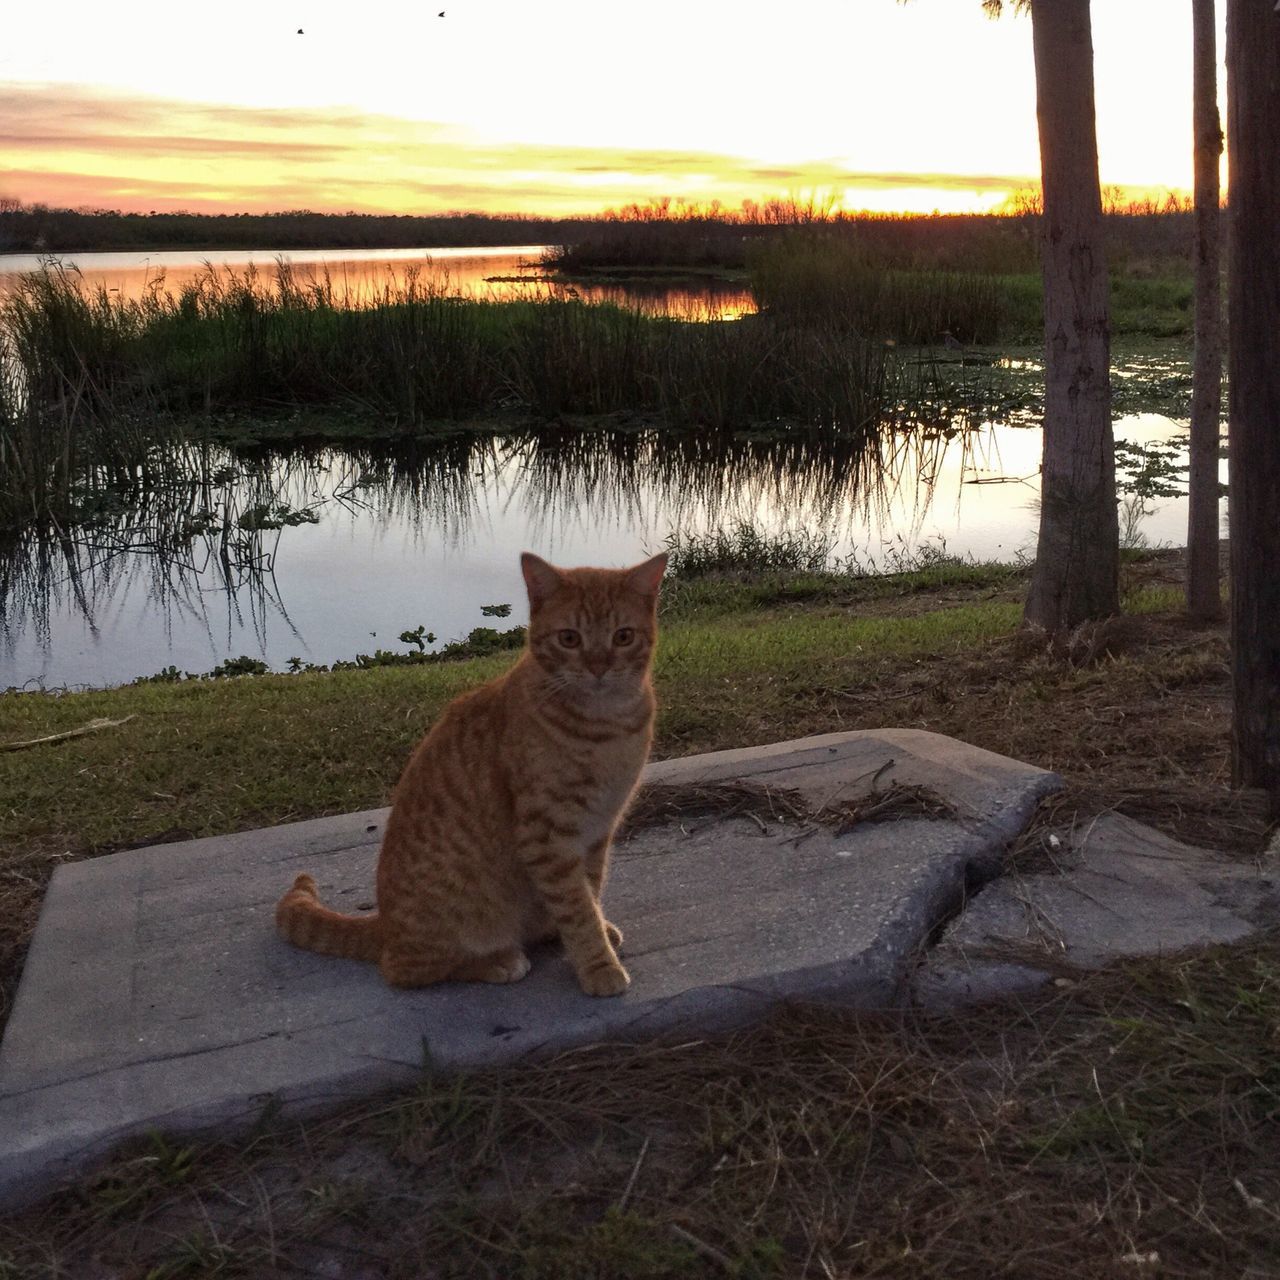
(613, 628, 635, 647)
(557, 629, 582, 648)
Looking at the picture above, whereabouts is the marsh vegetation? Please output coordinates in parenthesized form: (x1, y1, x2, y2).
(0, 210, 1203, 688)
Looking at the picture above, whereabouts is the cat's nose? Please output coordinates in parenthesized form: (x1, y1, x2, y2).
(585, 654, 609, 678)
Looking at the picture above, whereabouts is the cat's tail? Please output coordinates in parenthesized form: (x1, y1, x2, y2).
(275, 873, 384, 963)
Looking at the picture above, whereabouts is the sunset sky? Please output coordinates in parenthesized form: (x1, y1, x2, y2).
(1, 0, 1223, 218)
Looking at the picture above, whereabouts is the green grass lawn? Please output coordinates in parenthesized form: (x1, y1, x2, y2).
(0, 567, 1023, 865)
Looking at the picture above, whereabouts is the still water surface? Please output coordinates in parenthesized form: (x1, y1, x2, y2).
(0, 244, 756, 318)
(1, 413, 1193, 691)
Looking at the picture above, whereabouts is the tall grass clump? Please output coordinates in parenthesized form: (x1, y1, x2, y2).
(4, 264, 155, 410)
(5, 263, 936, 435)
(663, 521, 837, 578)
(0, 267, 187, 531)
(751, 235, 1010, 344)
(543, 222, 752, 275)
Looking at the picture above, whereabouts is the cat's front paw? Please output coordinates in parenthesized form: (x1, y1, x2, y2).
(604, 920, 624, 950)
(577, 960, 630, 997)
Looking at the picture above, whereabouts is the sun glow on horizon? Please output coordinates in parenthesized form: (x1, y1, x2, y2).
(0, 0, 1221, 220)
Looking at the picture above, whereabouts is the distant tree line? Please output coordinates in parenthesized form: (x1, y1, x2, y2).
(0, 202, 595, 255)
(0, 195, 1195, 267)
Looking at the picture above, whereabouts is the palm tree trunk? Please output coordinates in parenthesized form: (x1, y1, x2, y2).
(1226, 0, 1280, 815)
(1187, 0, 1223, 620)
(1022, 0, 1119, 634)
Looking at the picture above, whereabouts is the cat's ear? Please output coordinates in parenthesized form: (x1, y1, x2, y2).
(626, 552, 668, 597)
(521, 552, 563, 607)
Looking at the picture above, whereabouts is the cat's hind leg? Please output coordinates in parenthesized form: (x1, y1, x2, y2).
(379, 945, 458, 989)
(451, 948, 531, 984)
(380, 943, 530, 988)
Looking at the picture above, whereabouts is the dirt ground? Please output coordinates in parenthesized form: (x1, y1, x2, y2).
(2, 551, 1277, 1278)
(802, 550, 1266, 860)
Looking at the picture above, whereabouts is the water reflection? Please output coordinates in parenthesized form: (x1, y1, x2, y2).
(0, 414, 1196, 691)
(0, 424, 970, 688)
(0, 245, 756, 320)
(1, 447, 325, 668)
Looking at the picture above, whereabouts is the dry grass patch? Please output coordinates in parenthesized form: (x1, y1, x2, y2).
(623, 777, 954, 840)
(0, 557, 1276, 1275)
(809, 606, 1263, 857)
(2, 939, 1277, 1278)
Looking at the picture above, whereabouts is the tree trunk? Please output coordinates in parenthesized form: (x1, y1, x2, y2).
(1187, 0, 1224, 620)
(1023, 0, 1119, 634)
(1226, 0, 1280, 816)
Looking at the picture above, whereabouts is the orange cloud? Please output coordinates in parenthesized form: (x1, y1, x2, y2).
(0, 83, 1039, 217)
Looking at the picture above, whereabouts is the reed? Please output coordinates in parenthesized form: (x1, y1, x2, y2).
(663, 521, 837, 577)
(0, 263, 940, 530)
(543, 223, 752, 275)
(546, 206, 1194, 281)
(750, 235, 1011, 344)
(748, 223, 1194, 345)
(0, 267, 195, 532)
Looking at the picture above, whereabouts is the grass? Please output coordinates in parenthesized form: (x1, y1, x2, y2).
(662, 521, 838, 578)
(2, 940, 1276, 1277)
(0, 581, 1021, 864)
(0, 289, 190, 535)
(2, 552, 1276, 1275)
(0, 557, 1238, 869)
(544, 222, 754, 277)
(750, 235, 1194, 347)
(661, 557, 1023, 622)
(0, 549, 1262, 1019)
(751, 236, 1011, 345)
(4, 263, 916, 430)
(544, 206, 1198, 283)
(1, 263, 945, 531)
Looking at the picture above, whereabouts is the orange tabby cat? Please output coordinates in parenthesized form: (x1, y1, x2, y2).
(275, 550, 666, 997)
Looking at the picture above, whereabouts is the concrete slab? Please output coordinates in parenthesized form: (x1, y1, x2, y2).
(915, 812, 1280, 1008)
(0, 729, 1058, 1209)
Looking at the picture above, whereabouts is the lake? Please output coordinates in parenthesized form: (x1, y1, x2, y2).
(0, 245, 1201, 691)
(0, 411, 1197, 691)
(0, 244, 756, 318)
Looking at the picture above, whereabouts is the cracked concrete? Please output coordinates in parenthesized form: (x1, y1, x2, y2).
(7, 728, 1276, 1213)
(915, 812, 1280, 1008)
(0, 729, 1058, 1209)
(5, 729, 1277, 1214)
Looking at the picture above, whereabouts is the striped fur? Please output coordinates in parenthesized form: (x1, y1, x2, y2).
(274, 551, 666, 997)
